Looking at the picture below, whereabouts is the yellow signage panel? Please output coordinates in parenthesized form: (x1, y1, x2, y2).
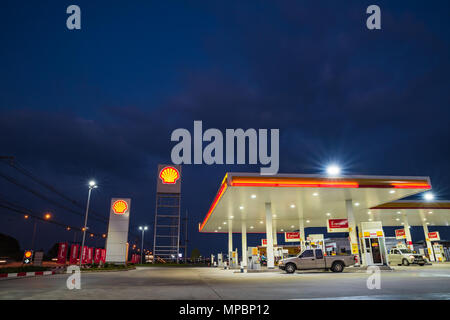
(351, 243, 359, 254)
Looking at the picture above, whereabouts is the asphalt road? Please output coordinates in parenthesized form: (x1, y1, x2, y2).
(1, 264, 450, 300)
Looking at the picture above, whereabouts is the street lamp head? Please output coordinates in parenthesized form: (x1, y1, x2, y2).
(326, 164, 341, 176)
(144, 226, 148, 231)
(139, 226, 143, 230)
(88, 180, 97, 188)
(424, 192, 434, 201)
(44, 213, 51, 220)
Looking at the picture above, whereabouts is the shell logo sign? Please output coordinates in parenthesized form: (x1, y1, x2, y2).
(112, 200, 128, 215)
(159, 166, 180, 184)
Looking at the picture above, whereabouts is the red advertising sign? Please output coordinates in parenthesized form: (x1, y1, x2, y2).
(87, 247, 93, 264)
(261, 239, 267, 247)
(428, 231, 440, 241)
(57, 242, 68, 265)
(395, 229, 406, 240)
(101, 249, 106, 264)
(81, 246, 88, 264)
(69, 244, 79, 265)
(327, 219, 349, 233)
(130, 254, 139, 264)
(284, 232, 301, 242)
(94, 248, 102, 264)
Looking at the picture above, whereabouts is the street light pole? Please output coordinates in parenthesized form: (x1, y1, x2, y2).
(31, 218, 37, 251)
(80, 180, 97, 268)
(31, 213, 51, 251)
(139, 226, 148, 264)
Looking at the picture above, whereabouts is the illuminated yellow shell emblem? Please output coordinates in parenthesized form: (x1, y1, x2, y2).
(112, 200, 128, 215)
(159, 166, 180, 184)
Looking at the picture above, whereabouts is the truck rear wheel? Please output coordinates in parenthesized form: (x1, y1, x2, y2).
(285, 263, 296, 274)
(331, 261, 344, 272)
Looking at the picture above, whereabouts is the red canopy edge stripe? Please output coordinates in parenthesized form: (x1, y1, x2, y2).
(199, 180, 228, 232)
(371, 202, 450, 210)
(230, 177, 430, 189)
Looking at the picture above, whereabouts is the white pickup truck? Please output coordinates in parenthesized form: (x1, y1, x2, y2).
(388, 247, 427, 266)
(278, 248, 357, 273)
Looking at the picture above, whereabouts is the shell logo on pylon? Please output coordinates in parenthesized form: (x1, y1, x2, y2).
(159, 166, 180, 184)
(112, 200, 128, 215)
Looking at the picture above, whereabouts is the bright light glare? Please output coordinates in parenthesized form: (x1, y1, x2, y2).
(424, 192, 434, 201)
(89, 180, 96, 187)
(326, 164, 341, 176)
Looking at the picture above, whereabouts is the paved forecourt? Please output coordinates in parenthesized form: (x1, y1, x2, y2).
(0, 265, 449, 300)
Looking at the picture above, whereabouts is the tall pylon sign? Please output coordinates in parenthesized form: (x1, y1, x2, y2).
(105, 198, 131, 264)
(153, 165, 182, 262)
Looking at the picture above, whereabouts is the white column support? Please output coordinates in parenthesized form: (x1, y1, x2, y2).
(241, 220, 247, 267)
(273, 219, 278, 246)
(346, 199, 360, 265)
(299, 218, 305, 248)
(422, 221, 435, 262)
(297, 205, 305, 249)
(228, 219, 233, 265)
(265, 203, 275, 269)
(402, 216, 413, 251)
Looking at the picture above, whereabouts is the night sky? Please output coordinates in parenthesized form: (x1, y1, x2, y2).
(1, 1, 450, 257)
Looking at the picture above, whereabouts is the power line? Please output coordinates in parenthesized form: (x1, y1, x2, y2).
(0, 170, 107, 224)
(1, 159, 108, 222)
(0, 200, 105, 237)
(0, 158, 151, 247)
(6, 160, 89, 211)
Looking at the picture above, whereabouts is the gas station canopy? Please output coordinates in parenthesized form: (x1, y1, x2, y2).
(370, 200, 450, 228)
(199, 173, 436, 233)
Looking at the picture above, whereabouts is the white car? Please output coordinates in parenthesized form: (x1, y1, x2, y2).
(388, 247, 427, 266)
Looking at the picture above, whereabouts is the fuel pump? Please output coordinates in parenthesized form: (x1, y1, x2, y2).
(359, 221, 388, 266)
(217, 253, 223, 267)
(433, 243, 445, 262)
(231, 249, 238, 267)
(247, 247, 260, 270)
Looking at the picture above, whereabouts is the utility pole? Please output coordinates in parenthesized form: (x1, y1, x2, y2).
(184, 210, 188, 263)
(31, 217, 37, 250)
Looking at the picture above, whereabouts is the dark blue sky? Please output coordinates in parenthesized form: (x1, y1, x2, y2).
(1, 1, 450, 256)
